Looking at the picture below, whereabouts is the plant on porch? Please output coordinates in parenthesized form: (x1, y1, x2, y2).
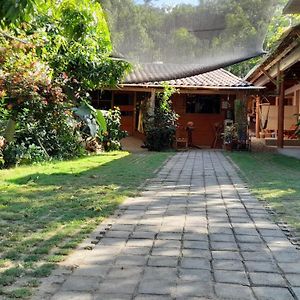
(144, 84, 179, 151)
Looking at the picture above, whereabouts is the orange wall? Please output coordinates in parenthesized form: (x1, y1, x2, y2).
(172, 93, 228, 147)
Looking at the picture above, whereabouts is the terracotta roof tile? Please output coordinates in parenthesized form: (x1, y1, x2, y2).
(124, 68, 254, 88)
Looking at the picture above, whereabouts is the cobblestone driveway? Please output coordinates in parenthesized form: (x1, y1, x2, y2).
(35, 151, 300, 300)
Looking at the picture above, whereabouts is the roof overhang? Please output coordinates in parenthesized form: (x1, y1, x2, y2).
(120, 84, 265, 91)
(283, 0, 300, 14)
(245, 24, 300, 84)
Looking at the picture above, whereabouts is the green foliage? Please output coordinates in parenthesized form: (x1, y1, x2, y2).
(0, 0, 40, 27)
(73, 101, 107, 139)
(0, 0, 131, 167)
(228, 0, 300, 77)
(3, 142, 47, 167)
(103, 108, 127, 151)
(144, 84, 179, 151)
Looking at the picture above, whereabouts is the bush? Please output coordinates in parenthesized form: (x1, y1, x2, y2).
(144, 85, 178, 151)
(103, 108, 127, 151)
(3, 142, 47, 167)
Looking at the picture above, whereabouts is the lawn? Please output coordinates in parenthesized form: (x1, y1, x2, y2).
(0, 151, 171, 299)
(228, 152, 300, 232)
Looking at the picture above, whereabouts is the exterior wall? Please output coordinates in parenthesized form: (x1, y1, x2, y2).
(172, 93, 233, 147)
(92, 88, 238, 148)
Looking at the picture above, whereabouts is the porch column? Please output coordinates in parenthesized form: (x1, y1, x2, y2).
(255, 95, 260, 138)
(148, 88, 156, 115)
(277, 72, 285, 148)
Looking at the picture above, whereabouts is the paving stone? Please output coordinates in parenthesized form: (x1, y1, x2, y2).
(106, 231, 132, 238)
(72, 265, 110, 277)
(214, 283, 255, 300)
(252, 287, 294, 300)
(115, 255, 148, 266)
(214, 270, 249, 285)
(211, 241, 239, 251)
(131, 231, 156, 239)
(148, 256, 178, 267)
(212, 259, 245, 271)
(60, 276, 99, 292)
(121, 246, 151, 256)
(286, 274, 300, 286)
(179, 268, 212, 282)
(279, 260, 300, 272)
(241, 251, 273, 262)
(183, 240, 209, 250)
(245, 261, 280, 273)
(292, 287, 300, 299)
(98, 278, 139, 294)
(152, 247, 181, 257)
(94, 294, 132, 300)
(210, 234, 236, 242)
(212, 250, 242, 261)
(174, 280, 214, 298)
(51, 292, 93, 300)
(127, 239, 154, 247)
(134, 296, 172, 300)
(157, 232, 181, 240)
(249, 272, 287, 287)
(239, 243, 268, 252)
(183, 233, 208, 241)
(154, 240, 181, 248)
(143, 267, 177, 281)
(107, 266, 143, 279)
(181, 257, 210, 270)
(138, 279, 175, 295)
(182, 248, 211, 259)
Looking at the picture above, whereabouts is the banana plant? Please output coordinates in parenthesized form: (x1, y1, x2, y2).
(73, 101, 107, 139)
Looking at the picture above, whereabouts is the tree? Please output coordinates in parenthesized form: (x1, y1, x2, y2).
(227, 0, 300, 77)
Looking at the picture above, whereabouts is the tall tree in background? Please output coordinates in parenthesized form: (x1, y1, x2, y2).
(227, 0, 300, 77)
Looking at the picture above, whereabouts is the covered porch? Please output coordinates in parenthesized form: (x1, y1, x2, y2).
(246, 24, 300, 148)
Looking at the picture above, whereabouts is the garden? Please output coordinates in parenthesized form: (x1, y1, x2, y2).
(0, 0, 131, 168)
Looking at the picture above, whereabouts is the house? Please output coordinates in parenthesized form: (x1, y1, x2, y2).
(245, 23, 300, 148)
(91, 67, 261, 148)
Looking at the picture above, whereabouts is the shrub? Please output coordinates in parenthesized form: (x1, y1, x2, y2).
(144, 84, 178, 151)
(103, 107, 127, 151)
(3, 142, 47, 167)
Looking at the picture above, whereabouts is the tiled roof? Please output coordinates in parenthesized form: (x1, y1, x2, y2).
(245, 24, 300, 82)
(123, 68, 256, 89)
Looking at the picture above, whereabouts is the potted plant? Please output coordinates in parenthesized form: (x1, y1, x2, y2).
(222, 124, 238, 151)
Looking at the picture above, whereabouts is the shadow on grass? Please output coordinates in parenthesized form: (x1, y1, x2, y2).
(0, 152, 170, 296)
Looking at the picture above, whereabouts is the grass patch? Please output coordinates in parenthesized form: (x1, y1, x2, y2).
(0, 151, 171, 295)
(228, 152, 300, 231)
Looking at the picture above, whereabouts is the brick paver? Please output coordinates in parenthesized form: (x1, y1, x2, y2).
(34, 151, 300, 300)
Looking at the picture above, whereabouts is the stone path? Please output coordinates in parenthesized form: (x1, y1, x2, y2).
(35, 151, 300, 300)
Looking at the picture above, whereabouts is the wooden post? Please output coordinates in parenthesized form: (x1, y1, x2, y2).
(277, 72, 285, 148)
(133, 92, 137, 132)
(148, 89, 156, 115)
(255, 95, 260, 138)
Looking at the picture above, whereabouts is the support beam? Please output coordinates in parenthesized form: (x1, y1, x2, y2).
(255, 96, 261, 138)
(148, 89, 156, 115)
(277, 72, 285, 148)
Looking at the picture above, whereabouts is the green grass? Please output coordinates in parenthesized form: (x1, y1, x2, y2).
(228, 152, 300, 232)
(0, 151, 171, 298)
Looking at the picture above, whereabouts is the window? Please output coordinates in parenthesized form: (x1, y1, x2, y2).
(114, 93, 133, 106)
(186, 95, 221, 114)
(91, 90, 112, 110)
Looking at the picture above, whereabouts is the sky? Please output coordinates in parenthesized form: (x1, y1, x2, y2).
(134, 0, 198, 7)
